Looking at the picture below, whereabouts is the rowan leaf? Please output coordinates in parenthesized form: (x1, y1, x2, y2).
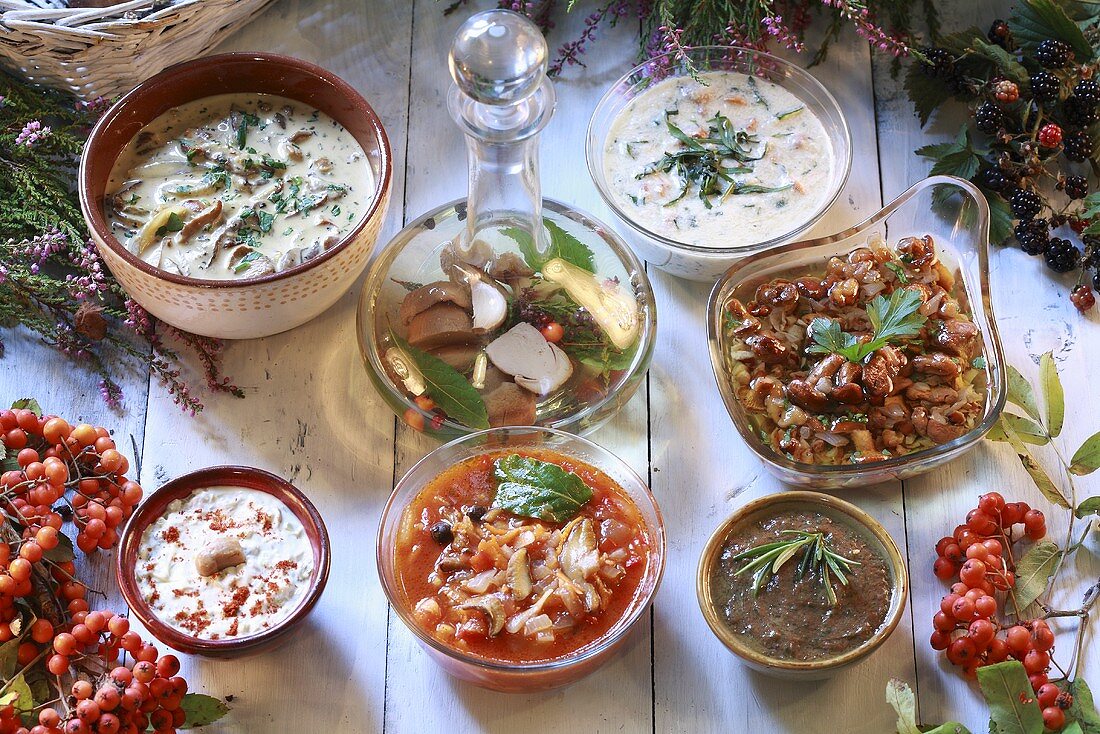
(1039, 352, 1064, 438)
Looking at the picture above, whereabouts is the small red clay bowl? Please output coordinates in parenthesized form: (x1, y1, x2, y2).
(116, 466, 330, 659)
(79, 52, 393, 339)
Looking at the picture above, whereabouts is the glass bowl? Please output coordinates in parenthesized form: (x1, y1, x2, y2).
(707, 175, 1007, 488)
(697, 491, 908, 679)
(586, 46, 851, 282)
(376, 426, 665, 691)
(357, 200, 657, 441)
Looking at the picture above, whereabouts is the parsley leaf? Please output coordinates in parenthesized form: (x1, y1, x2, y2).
(235, 112, 260, 149)
(807, 288, 927, 363)
(155, 212, 185, 238)
(256, 211, 275, 233)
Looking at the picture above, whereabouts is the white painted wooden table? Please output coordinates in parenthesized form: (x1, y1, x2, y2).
(2, 1, 1097, 731)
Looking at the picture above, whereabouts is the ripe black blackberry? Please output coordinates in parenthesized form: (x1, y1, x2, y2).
(1094, 270, 1100, 291)
(1030, 71, 1061, 105)
(1044, 238, 1080, 272)
(1036, 39, 1072, 68)
(1073, 79, 1100, 106)
(1064, 175, 1089, 199)
(975, 102, 1002, 134)
(1084, 236, 1100, 268)
(988, 19, 1011, 48)
(920, 47, 955, 77)
(981, 167, 1008, 192)
(1010, 188, 1043, 220)
(1015, 219, 1050, 255)
(1063, 95, 1098, 127)
(1063, 129, 1094, 162)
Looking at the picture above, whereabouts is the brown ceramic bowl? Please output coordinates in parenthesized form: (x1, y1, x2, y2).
(116, 466, 330, 658)
(79, 52, 393, 339)
(696, 491, 907, 679)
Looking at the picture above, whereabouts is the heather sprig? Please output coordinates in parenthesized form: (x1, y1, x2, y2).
(0, 70, 239, 413)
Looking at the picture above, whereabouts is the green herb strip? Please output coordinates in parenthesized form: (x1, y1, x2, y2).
(807, 288, 927, 363)
(389, 331, 489, 430)
(492, 454, 594, 523)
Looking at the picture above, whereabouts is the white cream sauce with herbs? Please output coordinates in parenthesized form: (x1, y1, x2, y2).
(106, 93, 373, 280)
(602, 71, 834, 247)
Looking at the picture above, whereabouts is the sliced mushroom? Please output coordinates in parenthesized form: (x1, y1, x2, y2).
(384, 347, 426, 396)
(487, 252, 535, 286)
(399, 281, 472, 325)
(276, 248, 302, 272)
(558, 518, 599, 584)
(457, 594, 506, 636)
(178, 200, 223, 242)
(440, 238, 495, 279)
(541, 258, 639, 350)
(407, 303, 477, 350)
(485, 323, 573, 395)
(134, 205, 189, 253)
(433, 344, 481, 372)
(484, 381, 537, 427)
(194, 538, 246, 577)
(507, 548, 533, 600)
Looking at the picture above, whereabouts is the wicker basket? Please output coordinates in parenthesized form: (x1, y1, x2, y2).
(0, 0, 278, 100)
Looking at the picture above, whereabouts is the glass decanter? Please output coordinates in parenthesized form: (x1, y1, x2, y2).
(357, 9, 655, 439)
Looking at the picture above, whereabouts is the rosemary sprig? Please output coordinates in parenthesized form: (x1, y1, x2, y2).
(730, 529, 861, 605)
(637, 112, 791, 209)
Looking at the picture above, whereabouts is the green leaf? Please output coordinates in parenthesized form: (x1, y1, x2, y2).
(1039, 352, 1064, 438)
(0, 449, 17, 474)
(968, 38, 1029, 84)
(977, 661, 1045, 734)
(1067, 678, 1100, 734)
(1006, 366, 1041, 422)
(42, 531, 74, 564)
(867, 289, 928, 343)
(1012, 541, 1061, 609)
(1062, 722, 1084, 734)
(1010, 0, 1094, 60)
(904, 62, 954, 127)
(984, 191, 1015, 247)
(989, 414, 1049, 446)
(924, 725, 973, 734)
(1075, 496, 1100, 519)
(0, 674, 33, 716)
(178, 693, 230, 728)
(1070, 431, 1100, 475)
(1000, 419, 1071, 508)
(389, 332, 489, 430)
(256, 210, 275, 234)
(0, 638, 20, 678)
(502, 220, 596, 274)
(154, 211, 185, 238)
(492, 453, 593, 523)
(806, 317, 861, 361)
(886, 679, 921, 734)
(9, 399, 41, 416)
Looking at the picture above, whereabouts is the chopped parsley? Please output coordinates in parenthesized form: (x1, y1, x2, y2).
(154, 212, 185, 238)
(235, 112, 260, 149)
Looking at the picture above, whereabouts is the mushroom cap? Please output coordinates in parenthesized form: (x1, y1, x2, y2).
(399, 281, 472, 325)
(485, 381, 537, 427)
(485, 322, 573, 396)
(406, 303, 477, 350)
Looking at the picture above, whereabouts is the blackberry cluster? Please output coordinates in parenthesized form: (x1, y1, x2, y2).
(1064, 176, 1089, 200)
(975, 102, 1002, 134)
(1064, 130, 1093, 162)
(981, 167, 1008, 192)
(1015, 219, 1050, 255)
(920, 47, 966, 94)
(1036, 39, 1072, 68)
(1063, 95, 1097, 127)
(1044, 238, 1081, 272)
(987, 19, 1012, 48)
(1073, 79, 1100, 105)
(1010, 188, 1042, 221)
(1031, 71, 1061, 105)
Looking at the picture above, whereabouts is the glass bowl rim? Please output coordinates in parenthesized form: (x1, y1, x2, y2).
(357, 198, 659, 436)
(706, 174, 1009, 479)
(585, 44, 853, 256)
(695, 490, 909, 671)
(375, 425, 667, 673)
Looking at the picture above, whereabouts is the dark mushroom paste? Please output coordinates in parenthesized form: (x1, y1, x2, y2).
(393, 448, 654, 663)
(720, 234, 988, 465)
(709, 508, 891, 662)
(105, 94, 373, 280)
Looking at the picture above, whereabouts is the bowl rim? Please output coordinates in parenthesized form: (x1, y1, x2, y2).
(585, 45, 853, 256)
(376, 425, 666, 673)
(357, 199, 658, 438)
(78, 51, 393, 290)
(696, 490, 908, 672)
(115, 465, 331, 654)
(705, 174, 1009, 480)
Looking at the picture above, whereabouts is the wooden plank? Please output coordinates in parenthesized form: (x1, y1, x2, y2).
(873, 1, 1100, 729)
(381, 4, 653, 732)
(648, 25, 918, 734)
(129, 1, 413, 730)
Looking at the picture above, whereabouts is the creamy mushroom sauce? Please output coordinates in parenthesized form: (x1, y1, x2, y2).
(602, 71, 834, 247)
(106, 94, 374, 280)
(136, 486, 314, 640)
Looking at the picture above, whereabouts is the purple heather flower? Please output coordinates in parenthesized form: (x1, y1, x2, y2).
(15, 120, 51, 148)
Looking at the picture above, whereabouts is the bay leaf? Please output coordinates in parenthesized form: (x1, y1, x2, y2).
(389, 332, 489, 430)
(492, 453, 593, 523)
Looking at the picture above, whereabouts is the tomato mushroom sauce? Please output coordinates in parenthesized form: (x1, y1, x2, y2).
(719, 235, 988, 465)
(392, 448, 653, 663)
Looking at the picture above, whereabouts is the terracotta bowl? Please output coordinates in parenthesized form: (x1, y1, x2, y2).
(116, 466, 330, 658)
(79, 52, 393, 339)
(696, 491, 907, 679)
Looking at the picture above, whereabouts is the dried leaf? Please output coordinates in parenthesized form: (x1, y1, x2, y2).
(1000, 419, 1071, 508)
(886, 679, 921, 734)
(1012, 541, 1061, 610)
(1039, 353, 1064, 438)
(1006, 366, 1041, 423)
(0, 674, 33, 716)
(1076, 497, 1100, 519)
(977, 661, 1045, 734)
(987, 414, 1049, 446)
(9, 398, 41, 416)
(179, 693, 230, 728)
(1070, 431, 1100, 475)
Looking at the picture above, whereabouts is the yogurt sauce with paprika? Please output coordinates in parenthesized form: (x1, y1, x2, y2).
(136, 486, 313, 640)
